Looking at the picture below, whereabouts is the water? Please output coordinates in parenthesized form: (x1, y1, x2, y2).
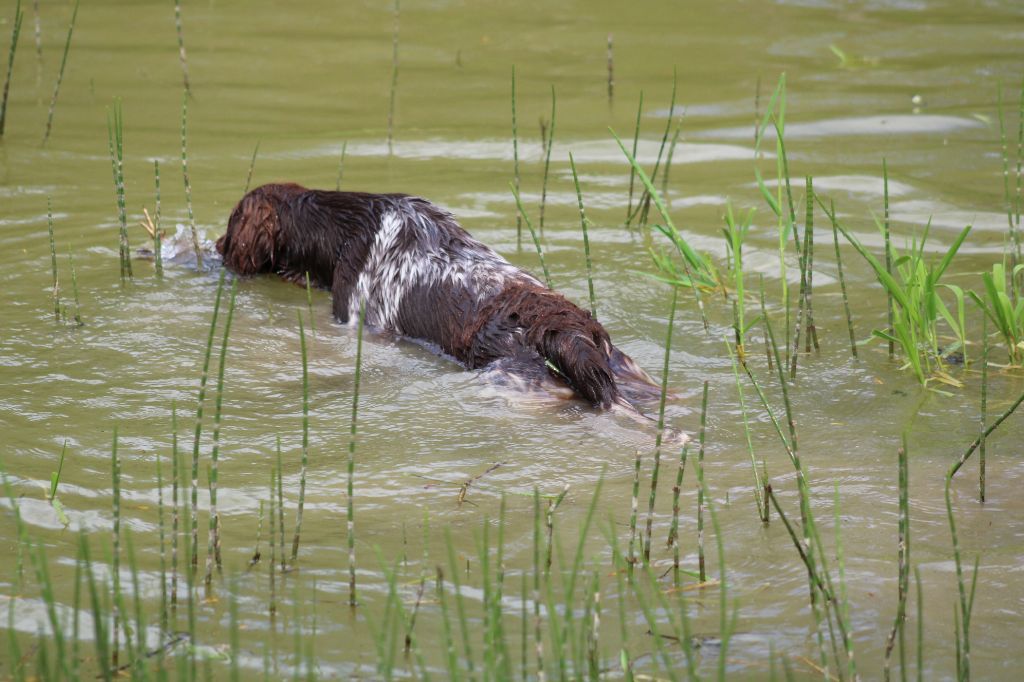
(1, 0, 1023, 677)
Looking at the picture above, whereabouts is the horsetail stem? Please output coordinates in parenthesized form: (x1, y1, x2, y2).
(0, 0, 23, 138)
(569, 152, 597, 317)
(41, 0, 78, 144)
(291, 310, 311, 565)
(538, 85, 556, 235)
(643, 287, 678, 563)
(347, 301, 366, 606)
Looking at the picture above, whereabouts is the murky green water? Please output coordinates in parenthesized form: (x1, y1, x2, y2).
(2, 0, 1023, 678)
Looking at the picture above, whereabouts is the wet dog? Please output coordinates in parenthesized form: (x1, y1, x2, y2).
(216, 183, 663, 411)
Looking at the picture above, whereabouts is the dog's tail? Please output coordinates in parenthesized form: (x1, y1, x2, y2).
(537, 328, 621, 409)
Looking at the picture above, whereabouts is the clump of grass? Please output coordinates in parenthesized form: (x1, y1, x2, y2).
(107, 100, 133, 282)
(0, 0, 23, 138)
(826, 199, 972, 387)
(969, 261, 1024, 365)
(722, 203, 756, 359)
(181, 91, 202, 270)
(174, 0, 191, 95)
(568, 152, 597, 317)
(386, 0, 400, 156)
(42, 0, 79, 144)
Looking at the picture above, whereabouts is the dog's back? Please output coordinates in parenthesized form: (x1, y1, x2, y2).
(217, 183, 661, 410)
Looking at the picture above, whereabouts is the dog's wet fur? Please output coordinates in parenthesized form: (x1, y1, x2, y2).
(217, 183, 665, 412)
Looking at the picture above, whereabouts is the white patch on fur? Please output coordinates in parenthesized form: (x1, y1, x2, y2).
(347, 201, 540, 332)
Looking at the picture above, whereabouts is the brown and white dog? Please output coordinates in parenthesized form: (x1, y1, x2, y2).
(216, 183, 664, 411)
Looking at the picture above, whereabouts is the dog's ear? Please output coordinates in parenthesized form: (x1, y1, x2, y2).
(217, 189, 282, 275)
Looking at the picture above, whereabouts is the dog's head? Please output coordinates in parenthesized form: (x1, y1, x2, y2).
(217, 183, 306, 275)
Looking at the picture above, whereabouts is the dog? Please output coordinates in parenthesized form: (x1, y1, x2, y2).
(216, 183, 665, 412)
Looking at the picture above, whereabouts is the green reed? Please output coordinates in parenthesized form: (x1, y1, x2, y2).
(67, 250, 82, 325)
(174, 0, 191, 95)
(723, 202, 756, 357)
(153, 160, 164, 278)
(42, 0, 78, 144)
(387, 0, 400, 156)
(612, 129, 713, 330)
(979, 324, 988, 502)
(156, 448, 168, 636)
(632, 72, 677, 229)
(726, 340, 767, 522)
(291, 310, 311, 565)
(997, 79, 1023, 273)
(46, 197, 59, 321)
(532, 488, 543, 675)
(828, 198, 858, 357)
(510, 182, 551, 287)
(668, 441, 689, 586)
(511, 66, 522, 250)
(944, 464, 980, 682)
(206, 277, 238, 589)
(569, 152, 597, 317)
(803, 177, 819, 353)
(884, 159, 895, 359)
(250, 499, 264, 567)
(0, 0, 22, 138)
(171, 403, 180, 612)
(626, 450, 641, 573)
(276, 435, 286, 572)
(181, 90, 202, 270)
(662, 118, 682, 198)
(191, 272, 226, 571)
(107, 100, 132, 282)
(244, 140, 260, 195)
(268, 468, 278, 618)
(335, 140, 348, 191)
(110, 426, 122, 670)
(948, 383, 1024, 478)
(538, 85, 556, 234)
(884, 434, 910, 681)
(642, 287, 677, 564)
(347, 302, 366, 606)
(624, 91, 643, 227)
(696, 379, 709, 582)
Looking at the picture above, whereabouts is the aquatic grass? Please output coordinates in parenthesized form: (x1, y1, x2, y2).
(696, 379, 709, 582)
(171, 403, 180, 613)
(979, 324, 988, 502)
(828, 199, 858, 358)
(668, 441, 689, 586)
(444, 527, 475, 675)
(632, 72, 677, 229)
(948, 382, 1024, 478)
(789, 177, 814, 377)
(624, 91, 643, 228)
(244, 141, 260, 195)
(642, 287, 678, 564)
(727, 340, 767, 523)
(181, 90, 202, 270)
(191, 271, 226, 572)
(206, 277, 238, 589)
(291, 310, 311, 565)
(46, 197, 60, 321)
(824, 198, 972, 385)
(612, 129, 713, 330)
(532, 488, 543, 675)
(968, 261, 1024, 365)
(107, 100, 132, 282)
(569, 152, 597, 317)
(661, 117, 683, 199)
(884, 434, 910, 681)
(41, 0, 78, 144)
(944, 464, 980, 681)
(110, 426, 122, 670)
(997, 80, 1023, 273)
(174, 0, 191, 95)
(0, 0, 23, 138)
(884, 159, 895, 359)
(156, 448, 169, 637)
(510, 182, 551, 287)
(626, 450, 641, 573)
(723, 202, 756, 358)
(803, 179, 819, 353)
(386, 0, 400, 156)
(538, 85, 556, 234)
(268, 469, 278, 618)
(153, 160, 164, 278)
(347, 302, 366, 606)
(276, 435, 285, 572)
